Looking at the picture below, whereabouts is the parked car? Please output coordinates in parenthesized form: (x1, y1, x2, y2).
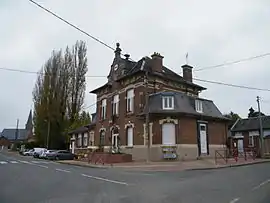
(23, 149, 34, 156)
(39, 150, 56, 159)
(33, 148, 47, 158)
(46, 150, 75, 160)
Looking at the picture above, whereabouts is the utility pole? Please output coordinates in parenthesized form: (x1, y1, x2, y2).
(145, 69, 151, 162)
(15, 119, 19, 149)
(15, 119, 19, 140)
(46, 120, 50, 149)
(257, 96, 264, 157)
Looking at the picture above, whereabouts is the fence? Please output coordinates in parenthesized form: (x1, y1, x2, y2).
(215, 147, 257, 165)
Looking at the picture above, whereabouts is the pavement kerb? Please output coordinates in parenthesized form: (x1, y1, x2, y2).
(57, 161, 112, 169)
(57, 159, 270, 171)
(187, 160, 270, 171)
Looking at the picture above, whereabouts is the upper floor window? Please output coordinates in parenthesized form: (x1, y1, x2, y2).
(101, 99, 107, 119)
(162, 96, 174, 110)
(112, 95, 119, 115)
(195, 99, 203, 113)
(127, 89, 134, 113)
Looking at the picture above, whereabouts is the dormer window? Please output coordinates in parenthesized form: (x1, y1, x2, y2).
(162, 96, 174, 110)
(195, 99, 203, 113)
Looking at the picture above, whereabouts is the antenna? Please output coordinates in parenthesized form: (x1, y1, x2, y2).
(185, 52, 189, 65)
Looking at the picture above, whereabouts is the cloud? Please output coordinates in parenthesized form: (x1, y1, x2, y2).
(0, 0, 270, 130)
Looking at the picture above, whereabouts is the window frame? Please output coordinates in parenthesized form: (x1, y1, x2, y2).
(101, 99, 107, 119)
(112, 95, 119, 115)
(195, 99, 203, 113)
(126, 89, 134, 113)
(162, 96, 174, 110)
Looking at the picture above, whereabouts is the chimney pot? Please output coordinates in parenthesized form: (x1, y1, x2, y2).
(124, 54, 130, 60)
(182, 64, 193, 83)
(151, 52, 164, 72)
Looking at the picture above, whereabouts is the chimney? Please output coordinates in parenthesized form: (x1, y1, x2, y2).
(182, 64, 193, 82)
(151, 52, 164, 72)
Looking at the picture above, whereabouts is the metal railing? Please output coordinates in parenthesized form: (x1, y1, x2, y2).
(215, 147, 257, 165)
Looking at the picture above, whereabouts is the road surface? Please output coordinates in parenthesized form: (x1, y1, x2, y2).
(0, 150, 269, 203)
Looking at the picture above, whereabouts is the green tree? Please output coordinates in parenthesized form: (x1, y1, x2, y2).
(32, 41, 88, 149)
(223, 111, 241, 129)
(248, 107, 266, 118)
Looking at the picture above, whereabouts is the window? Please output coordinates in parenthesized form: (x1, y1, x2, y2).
(248, 136, 254, 147)
(83, 133, 88, 147)
(77, 134, 81, 147)
(112, 95, 119, 115)
(89, 131, 94, 146)
(127, 127, 133, 147)
(127, 89, 134, 113)
(101, 99, 107, 119)
(139, 92, 144, 110)
(195, 99, 203, 113)
(162, 96, 174, 109)
(100, 131, 105, 146)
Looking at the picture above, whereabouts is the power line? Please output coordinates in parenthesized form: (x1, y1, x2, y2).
(194, 53, 270, 72)
(193, 78, 270, 92)
(28, 0, 115, 52)
(2, 65, 270, 92)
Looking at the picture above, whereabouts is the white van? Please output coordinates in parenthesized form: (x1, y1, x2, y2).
(33, 148, 47, 158)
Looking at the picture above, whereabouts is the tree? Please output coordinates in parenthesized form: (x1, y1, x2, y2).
(33, 40, 88, 149)
(223, 111, 241, 129)
(248, 107, 266, 118)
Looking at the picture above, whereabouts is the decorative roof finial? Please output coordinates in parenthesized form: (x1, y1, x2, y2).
(114, 42, 121, 57)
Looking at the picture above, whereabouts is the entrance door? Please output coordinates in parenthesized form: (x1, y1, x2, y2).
(237, 139, 244, 153)
(162, 123, 176, 145)
(112, 134, 118, 148)
(199, 124, 208, 154)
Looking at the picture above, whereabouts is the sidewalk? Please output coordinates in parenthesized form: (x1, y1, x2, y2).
(57, 158, 270, 172)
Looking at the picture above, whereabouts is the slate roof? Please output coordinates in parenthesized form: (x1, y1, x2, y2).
(1, 129, 28, 141)
(68, 113, 97, 135)
(90, 55, 206, 94)
(142, 91, 228, 120)
(231, 116, 270, 132)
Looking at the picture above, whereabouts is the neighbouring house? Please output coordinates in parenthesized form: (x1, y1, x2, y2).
(0, 136, 10, 147)
(0, 110, 34, 147)
(230, 116, 270, 155)
(68, 113, 96, 154)
(70, 43, 229, 161)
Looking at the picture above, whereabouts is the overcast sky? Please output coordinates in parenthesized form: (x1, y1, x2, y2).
(0, 0, 270, 130)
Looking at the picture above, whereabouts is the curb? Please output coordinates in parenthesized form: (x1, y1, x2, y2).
(57, 161, 111, 169)
(186, 160, 270, 171)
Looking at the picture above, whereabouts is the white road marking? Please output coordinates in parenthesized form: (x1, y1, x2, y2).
(229, 198, 240, 203)
(10, 161, 18, 164)
(252, 179, 270, 191)
(81, 173, 129, 186)
(55, 168, 71, 173)
(19, 160, 48, 168)
(0, 161, 7, 164)
(19, 160, 30, 164)
(31, 161, 41, 163)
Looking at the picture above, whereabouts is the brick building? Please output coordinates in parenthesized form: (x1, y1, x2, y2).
(70, 43, 229, 161)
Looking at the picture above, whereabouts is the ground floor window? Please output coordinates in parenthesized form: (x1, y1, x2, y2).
(83, 133, 88, 147)
(77, 134, 81, 147)
(89, 132, 94, 146)
(100, 131, 105, 146)
(162, 123, 176, 145)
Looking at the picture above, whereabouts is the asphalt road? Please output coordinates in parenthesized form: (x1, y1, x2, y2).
(0, 150, 269, 203)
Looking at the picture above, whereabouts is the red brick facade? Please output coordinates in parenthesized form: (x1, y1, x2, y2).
(73, 45, 229, 160)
